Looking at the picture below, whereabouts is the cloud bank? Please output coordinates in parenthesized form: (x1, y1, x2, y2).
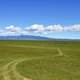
(0, 24, 80, 36)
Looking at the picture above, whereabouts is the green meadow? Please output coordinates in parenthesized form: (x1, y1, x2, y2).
(0, 40, 80, 80)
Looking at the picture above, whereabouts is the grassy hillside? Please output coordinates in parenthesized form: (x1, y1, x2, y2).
(0, 40, 80, 80)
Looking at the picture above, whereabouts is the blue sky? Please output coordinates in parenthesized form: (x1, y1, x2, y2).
(0, 0, 80, 39)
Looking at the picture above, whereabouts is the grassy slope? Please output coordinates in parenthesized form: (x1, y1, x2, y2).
(0, 41, 80, 80)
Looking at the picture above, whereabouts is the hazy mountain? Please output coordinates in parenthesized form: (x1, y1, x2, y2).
(0, 35, 51, 40)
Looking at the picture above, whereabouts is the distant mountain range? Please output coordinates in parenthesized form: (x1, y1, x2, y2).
(0, 35, 80, 41)
(0, 35, 52, 40)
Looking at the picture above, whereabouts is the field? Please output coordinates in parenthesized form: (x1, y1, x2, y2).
(0, 40, 80, 80)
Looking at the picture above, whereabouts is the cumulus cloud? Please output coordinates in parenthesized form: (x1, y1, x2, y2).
(25, 24, 45, 33)
(0, 25, 23, 36)
(65, 24, 80, 32)
(5, 25, 22, 33)
(46, 24, 64, 32)
(0, 24, 80, 36)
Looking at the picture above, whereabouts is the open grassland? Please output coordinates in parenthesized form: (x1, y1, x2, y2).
(0, 40, 80, 80)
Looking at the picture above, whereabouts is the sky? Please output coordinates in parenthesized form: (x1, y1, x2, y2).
(0, 0, 80, 39)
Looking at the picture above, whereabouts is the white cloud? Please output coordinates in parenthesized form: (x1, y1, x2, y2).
(5, 25, 22, 33)
(65, 24, 80, 32)
(25, 24, 45, 33)
(46, 24, 64, 32)
(0, 24, 80, 36)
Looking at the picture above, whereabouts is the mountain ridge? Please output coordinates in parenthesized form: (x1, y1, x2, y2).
(0, 35, 51, 40)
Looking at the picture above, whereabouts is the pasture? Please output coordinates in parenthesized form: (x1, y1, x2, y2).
(0, 40, 80, 80)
